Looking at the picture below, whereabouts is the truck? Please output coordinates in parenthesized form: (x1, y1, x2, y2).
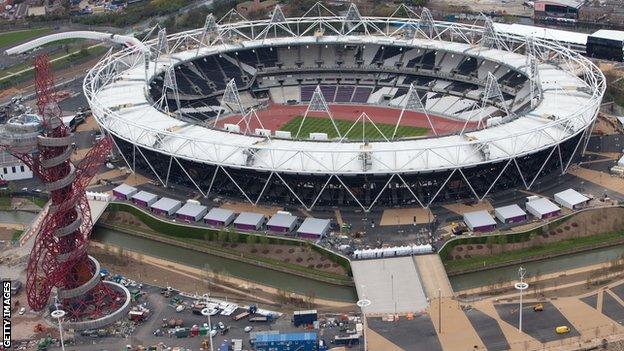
(249, 316, 272, 323)
(231, 339, 243, 351)
(293, 310, 318, 327)
(219, 340, 230, 351)
(233, 311, 250, 321)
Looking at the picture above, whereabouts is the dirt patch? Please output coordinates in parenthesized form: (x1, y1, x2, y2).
(448, 207, 624, 260)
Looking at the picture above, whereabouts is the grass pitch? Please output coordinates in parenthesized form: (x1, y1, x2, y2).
(279, 116, 428, 140)
(0, 28, 52, 49)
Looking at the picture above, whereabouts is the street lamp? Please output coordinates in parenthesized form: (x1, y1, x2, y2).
(514, 267, 528, 333)
(201, 293, 215, 351)
(51, 297, 66, 351)
(356, 298, 371, 351)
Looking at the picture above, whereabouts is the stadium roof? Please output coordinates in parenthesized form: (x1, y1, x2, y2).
(92, 35, 597, 175)
(493, 23, 588, 46)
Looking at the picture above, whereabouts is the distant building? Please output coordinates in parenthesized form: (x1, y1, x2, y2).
(533, 0, 583, 20)
(0, 151, 32, 181)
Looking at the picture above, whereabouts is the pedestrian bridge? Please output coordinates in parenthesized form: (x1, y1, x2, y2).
(351, 254, 453, 316)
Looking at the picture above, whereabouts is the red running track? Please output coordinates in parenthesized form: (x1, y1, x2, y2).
(216, 103, 476, 136)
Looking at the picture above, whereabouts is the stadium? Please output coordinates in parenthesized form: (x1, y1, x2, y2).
(85, 4, 605, 211)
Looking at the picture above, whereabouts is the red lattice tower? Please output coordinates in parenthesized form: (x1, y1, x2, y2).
(6, 54, 126, 321)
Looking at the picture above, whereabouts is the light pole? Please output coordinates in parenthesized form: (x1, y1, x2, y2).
(201, 302, 215, 351)
(51, 297, 66, 351)
(356, 298, 371, 351)
(514, 267, 528, 333)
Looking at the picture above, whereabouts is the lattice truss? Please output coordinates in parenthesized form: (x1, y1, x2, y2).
(1, 54, 126, 321)
(83, 2, 606, 212)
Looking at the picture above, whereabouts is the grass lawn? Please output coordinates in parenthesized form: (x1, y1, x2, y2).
(0, 28, 52, 49)
(11, 229, 23, 241)
(444, 231, 624, 273)
(0, 195, 10, 209)
(280, 116, 428, 140)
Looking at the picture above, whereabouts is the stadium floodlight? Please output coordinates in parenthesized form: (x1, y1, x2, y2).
(159, 65, 181, 116)
(460, 72, 511, 133)
(416, 8, 437, 39)
(394, 83, 437, 138)
(480, 16, 510, 52)
(270, 4, 286, 23)
(525, 36, 543, 109)
(297, 85, 341, 139)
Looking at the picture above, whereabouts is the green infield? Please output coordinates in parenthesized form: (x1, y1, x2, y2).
(0, 28, 52, 49)
(279, 115, 428, 140)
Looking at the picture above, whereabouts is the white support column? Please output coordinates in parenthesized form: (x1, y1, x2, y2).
(480, 16, 509, 52)
(160, 65, 181, 116)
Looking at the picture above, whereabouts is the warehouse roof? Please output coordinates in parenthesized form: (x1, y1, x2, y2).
(527, 198, 560, 215)
(151, 197, 181, 212)
(131, 190, 157, 203)
(204, 208, 235, 222)
(297, 218, 330, 235)
(176, 202, 207, 217)
(535, 0, 583, 9)
(591, 30, 624, 42)
(554, 189, 589, 207)
(255, 331, 317, 342)
(234, 212, 265, 226)
(463, 210, 496, 228)
(494, 204, 526, 220)
(266, 213, 298, 228)
(113, 183, 137, 196)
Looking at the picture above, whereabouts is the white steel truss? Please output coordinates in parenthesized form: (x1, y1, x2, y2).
(394, 83, 436, 138)
(296, 85, 341, 139)
(85, 4, 606, 212)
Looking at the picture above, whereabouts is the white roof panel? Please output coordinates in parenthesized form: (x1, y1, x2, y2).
(554, 188, 589, 207)
(527, 198, 560, 215)
(463, 210, 496, 228)
(494, 204, 527, 220)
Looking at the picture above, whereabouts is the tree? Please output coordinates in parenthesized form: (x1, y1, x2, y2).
(246, 234, 257, 246)
(497, 235, 507, 253)
(217, 228, 229, 242)
(227, 227, 239, 243)
(486, 235, 496, 254)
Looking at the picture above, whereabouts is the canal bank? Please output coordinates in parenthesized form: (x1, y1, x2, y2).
(449, 243, 624, 292)
(92, 226, 358, 303)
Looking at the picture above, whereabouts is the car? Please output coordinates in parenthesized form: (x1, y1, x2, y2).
(244, 326, 253, 333)
(533, 304, 543, 312)
(556, 326, 570, 334)
(218, 321, 225, 330)
(18, 307, 25, 315)
(209, 329, 218, 338)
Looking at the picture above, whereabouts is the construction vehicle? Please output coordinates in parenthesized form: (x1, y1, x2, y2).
(451, 222, 468, 235)
(533, 304, 543, 312)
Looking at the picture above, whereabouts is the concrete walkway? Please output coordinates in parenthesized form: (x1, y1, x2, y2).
(414, 254, 454, 298)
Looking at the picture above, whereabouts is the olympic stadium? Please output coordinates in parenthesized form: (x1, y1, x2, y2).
(83, 4, 605, 212)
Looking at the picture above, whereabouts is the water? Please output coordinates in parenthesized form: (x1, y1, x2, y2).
(0, 210, 37, 225)
(449, 245, 624, 292)
(92, 227, 358, 302)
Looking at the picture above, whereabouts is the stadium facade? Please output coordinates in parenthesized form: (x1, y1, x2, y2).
(85, 4, 605, 211)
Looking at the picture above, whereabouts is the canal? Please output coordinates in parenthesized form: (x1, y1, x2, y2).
(0, 210, 37, 225)
(449, 245, 624, 292)
(92, 226, 358, 302)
